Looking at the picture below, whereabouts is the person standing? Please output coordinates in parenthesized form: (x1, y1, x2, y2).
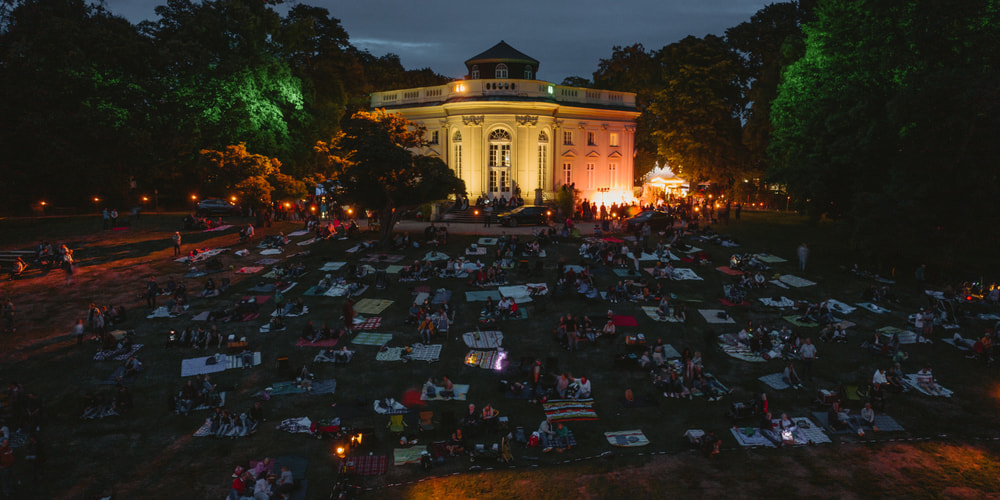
(915, 263, 927, 289)
(799, 337, 817, 382)
(484, 204, 493, 228)
(145, 276, 159, 309)
(102, 208, 110, 230)
(797, 243, 809, 272)
(110, 208, 119, 228)
(172, 231, 182, 256)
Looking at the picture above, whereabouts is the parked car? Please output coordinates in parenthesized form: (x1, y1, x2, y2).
(196, 198, 241, 216)
(496, 205, 552, 227)
(624, 210, 672, 232)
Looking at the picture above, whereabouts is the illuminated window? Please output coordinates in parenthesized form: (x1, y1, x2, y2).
(610, 133, 619, 147)
(488, 129, 511, 168)
(471, 65, 479, 79)
(454, 144, 462, 178)
(586, 163, 595, 189)
(524, 66, 533, 79)
(495, 63, 508, 79)
(563, 163, 572, 186)
(587, 131, 596, 146)
(563, 131, 573, 145)
(538, 132, 548, 190)
(609, 163, 617, 188)
(429, 130, 438, 145)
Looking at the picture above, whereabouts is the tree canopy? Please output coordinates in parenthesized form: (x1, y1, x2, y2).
(318, 110, 465, 246)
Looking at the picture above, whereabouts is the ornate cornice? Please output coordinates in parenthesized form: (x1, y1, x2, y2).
(462, 115, 485, 126)
(516, 115, 539, 126)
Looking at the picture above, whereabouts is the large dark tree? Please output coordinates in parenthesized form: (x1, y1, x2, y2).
(592, 44, 660, 179)
(0, 0, 156, 211)
(770, 0, 1000, 259)
(317, 110, 464, 246)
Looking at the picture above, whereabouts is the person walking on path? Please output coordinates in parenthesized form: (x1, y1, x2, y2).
(797, 243, 809, 272)
(799, 337, 817, 381)
(172, 231, 182, 257)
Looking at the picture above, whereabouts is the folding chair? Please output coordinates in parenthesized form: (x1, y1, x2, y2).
(387, 414, 407, 434)
(418, 411, 436, 432)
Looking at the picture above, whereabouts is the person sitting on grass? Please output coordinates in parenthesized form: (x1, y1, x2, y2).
(852, 402, 876, 430)
(445, 428, 466, 456)
(573, 377, 592, 399)
(827, 401, 848, 431)
(916, 365, 943, 395)
(783, 362, 804, 389)
(8, 257, 27, 281)
(700, 430, 722, 457)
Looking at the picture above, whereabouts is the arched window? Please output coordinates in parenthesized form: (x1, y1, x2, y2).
(453, 131, 462, 142)
(471, 65, 479, 79)
(538, 131, 548, 143)
(489, 129, 511, 142)
(524, 66, 533, 79)
(495, 63, 508, 79)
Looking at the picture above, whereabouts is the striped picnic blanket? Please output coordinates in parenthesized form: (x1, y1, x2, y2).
(543, 399, 599, 422)
(463, 331, 503, 349)
(93, 344, 143, 362)
(353, 333, 392, 346)
(465, 350, 506, 370)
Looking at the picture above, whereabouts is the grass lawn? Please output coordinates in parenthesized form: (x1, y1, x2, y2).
(1, 210, 999, 499)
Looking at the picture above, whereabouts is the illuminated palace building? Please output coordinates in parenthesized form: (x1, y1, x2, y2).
(370, 41, 639, 205)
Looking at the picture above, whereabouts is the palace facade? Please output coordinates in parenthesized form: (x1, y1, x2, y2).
(369, 41, 639, 205)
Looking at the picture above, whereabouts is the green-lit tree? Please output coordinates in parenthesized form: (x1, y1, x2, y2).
(318, 110, 465, 246)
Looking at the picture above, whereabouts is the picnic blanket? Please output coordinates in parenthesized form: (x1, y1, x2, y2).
(604, 430, 649, 447)
(783, 316, 819, 328)
(760, 297, 796, 308)
(376, 347, 404, 361)
(421, 383, 470, 401)
(641, 306, 684, 322)
(870, 415, 905, 432)
(407, 343, 442, 362)
(758, 373, 792, 390)
(180, 352, 262, 377)
(477, 237, 498, 246)
(903, 374, 954, 397)
(769, 280, 790, 289)
(373, 398, 409, 415)
(721, 345, 768, 363)
(612, 315, 639, 327)
(272, 305, 309, 318)
(354, 317, 382, 331)
(465, 350, 507, 370)
(877, 327, 928, 344)
(322, 284, 352, 297)
(360, 253, 405, 263)
(296, 238, 318, 246)
(812, 411, 852, 434)
(287, 230, 310, 237)
(465, 290, 502, 302)
(779, 275, 816, 287)
(716, 266, 744, 276)
(175, 248, 227, 264)
(256, 258, 282, 266)
(319, 261, 347, 271)
(941, 337, 974, 351)
(235, 266, 264, 274)
(346, 455, 388, 476)
(354, 299, 394, 315)
(431, 289, 452, 304)
(190, 311, 211, 321)
(826, 299, 856, 315)
(699, 309, 736, 324)
(543, 399, 598, 422)
(730, 427, 777, 448)
(755, 253, 787, 263)
(295, 337, 339, 348)
(499, 285, 533, 302)
(260, 248, 283, 255)
(465, 247, 487, 256)
(671, 268, 704, 280)
(203, 224, 234, 232)
(146, 306, 187, 319)
(423, 251, 449, 262)
(93, 343, 143, 362)
(412, 292, 429, 305)
(353, 333, 393, 346)
(263, 380, 337, 397)
(563, 265, 586, 274)
(463, 331, 503, 349)
(394, 446, 427, 466)
(613, 268, 642, 278)
(655, 343, 682, 359)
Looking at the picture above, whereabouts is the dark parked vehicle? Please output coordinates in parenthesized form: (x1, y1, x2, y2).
(196, 198, 241, 216)
(624, 210, 672, 232)
(496, 205, 552, 227)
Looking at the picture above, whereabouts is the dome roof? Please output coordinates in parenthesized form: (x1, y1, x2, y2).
(465, 40, 539, 66)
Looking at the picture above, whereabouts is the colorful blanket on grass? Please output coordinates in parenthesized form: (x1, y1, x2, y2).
(543, 399, 598, 422)
(93, 343, 143, 362)
(463, 331, 504, 349)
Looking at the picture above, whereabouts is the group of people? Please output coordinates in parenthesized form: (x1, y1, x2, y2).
(553, 313, 617, 351)
(229, 460, 296, 500)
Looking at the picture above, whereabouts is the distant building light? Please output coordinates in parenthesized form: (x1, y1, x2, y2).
(547, 85, 554, 95)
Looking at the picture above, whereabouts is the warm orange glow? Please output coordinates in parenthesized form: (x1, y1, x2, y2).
(191, 195, 197, 200)
(347, 208, 353, 215)
(141, 196, 149, 202)
(546, 211, 552, 216)
(455, 83, 466, 92)
(40, 201, 46, 206)
(474, 210, 479, 216)
(93, 197, 100, 203)
(285, 203, 291, 208)
(336, 446, 345, 456)
(231, 196, 237, 202)
(310, 206, 316, 212)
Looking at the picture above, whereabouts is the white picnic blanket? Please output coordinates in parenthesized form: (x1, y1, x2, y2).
(463, 331, 503, 349)
(180, 352, 262, 377)
(323, 284, 352, 297)
(760, 297, 795, 308)
(260, 248, 282, 255)
(287, 230, 310, 237)
(903, 373, 954, 397)
(699, 309, 736, 324)
(825, 299, 856, 314)
(319, 262, 347, 271)
(407, 344, 442, 362)
(423, 251, 449, 261)
(671, 268, 703, 281)
(755, 253, 787, 263)
(779, 275, 816, 287)
(857, 302, 891, 314)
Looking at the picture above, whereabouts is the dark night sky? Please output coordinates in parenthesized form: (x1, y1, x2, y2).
(100, 0, 775, 82)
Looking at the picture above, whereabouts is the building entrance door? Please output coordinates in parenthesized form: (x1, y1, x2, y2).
(488, 166, 512, 203)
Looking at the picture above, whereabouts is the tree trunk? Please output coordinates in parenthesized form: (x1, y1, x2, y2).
(377, 203, 401, 248)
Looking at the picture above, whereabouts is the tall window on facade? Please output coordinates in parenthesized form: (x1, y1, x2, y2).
(453, 131, 462, 178)
(537, 131, 548, 190)
(524, 66, 533, 79)
(429, 130, 439, 145)
(609, 132, 619, 147)
(587, 131, 596, 146)
(609, 163, 617, 188)
(562, 163, 572, 186)
(488, 129, 512, 168)
(471, 65, 479, 79)
(586, 163, 595, 188)
(563, 131, 573, 145)
(495, 63, 508, 79)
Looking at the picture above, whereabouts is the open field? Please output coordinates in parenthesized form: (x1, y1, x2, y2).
(1, 210, 999, 499)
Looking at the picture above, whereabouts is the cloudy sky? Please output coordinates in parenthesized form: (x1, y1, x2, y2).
(101, 0, 775, 82)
